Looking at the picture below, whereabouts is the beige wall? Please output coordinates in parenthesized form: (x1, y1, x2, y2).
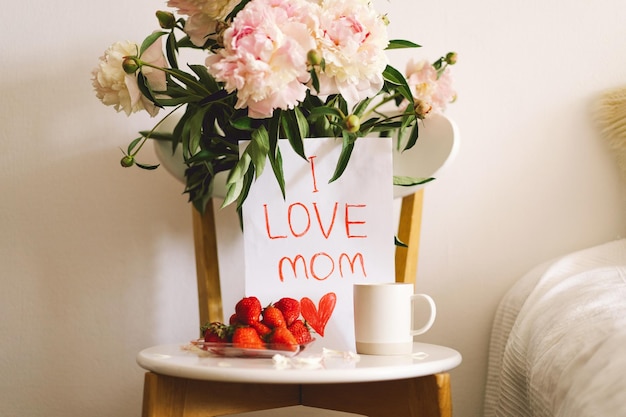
(2, 1, 626, 416)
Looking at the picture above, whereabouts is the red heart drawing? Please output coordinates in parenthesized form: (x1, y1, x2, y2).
(300, 292, 337, 337)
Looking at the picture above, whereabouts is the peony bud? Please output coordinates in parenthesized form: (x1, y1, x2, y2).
(445, 52, 458, 65)
(307, 49, 322, 66)
(156, 11, 176, 29)
(122, 57, 139, 74)
(215, 21, 229, 48)
(413, 99, 432, 120)
(120, 155, 135, 167)
(344, 114, 361, 133)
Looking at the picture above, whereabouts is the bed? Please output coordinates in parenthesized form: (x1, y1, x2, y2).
(483, 238, 626, 417)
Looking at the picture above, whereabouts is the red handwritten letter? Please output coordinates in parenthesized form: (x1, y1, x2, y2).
(309, 155, 319, 193)
(345, 204, 367, 238)
(264, 204, 287, 239)
(278, 255, 309, 282)
(288, 202, 311, 238)
(338, 252, 367, 277)
(310, 252, 335, 281)
(313, 202, 338, 239)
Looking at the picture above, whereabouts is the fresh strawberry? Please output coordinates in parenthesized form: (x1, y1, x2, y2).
(251, 321, 272, 337)
(268, 327, 298, 352)
(262, 305, 286, 328)
(235, 296, 262, 325)
(201, 322, 231, 344)
(274, 297, 300, 326)
(287, 319, 312, 345)
(232, 327, 265, 350)
(229, 313, 242, 326)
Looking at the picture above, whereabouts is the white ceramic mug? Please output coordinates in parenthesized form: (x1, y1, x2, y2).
(353, 283, 436, 355)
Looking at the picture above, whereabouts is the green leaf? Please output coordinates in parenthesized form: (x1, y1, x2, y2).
(394, 236, 408, 247)
(139, 131, 173, 142)
(235, 166, 255, 212)
(189, 64, 219, 92)
(186, 149, 213, 164)
(403, 122, 420, 151)
(268, 115, 286, 198)
(166, 32, 178, 69)
(136, 72, 159, 105)
(166, 68, 209, 96)
(230, 117, 255, 131)
(386, 39, 421, 50)
(352, 97, 374, 118)
(294, 106, 310, 139)
(269, 146, 286, 199)
(127, 137, 143, 154)
(329, 133, 355, 183)
(135, 161, 160, 170)
(310, 68, 320, 93)
(308, 106, 343, 120)
(393, 176, 434, 186)
(140, 31, 167, 56)
(222, 177, 244, 208)
(226, 152, 251, 186)
(248, 126, 270, 179)
(281, 109, 306, 160)
(186, 108, 206, 153)
(383, 65, 413, 102)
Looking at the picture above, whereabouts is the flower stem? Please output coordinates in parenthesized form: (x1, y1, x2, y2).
(129, 104, 184, 157)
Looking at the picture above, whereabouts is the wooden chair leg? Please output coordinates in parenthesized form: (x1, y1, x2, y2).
(300, 373, 452, 417)
(192, 201, 223, 327)
(395, 190, 424, 284)
(142, 372, 301, 417)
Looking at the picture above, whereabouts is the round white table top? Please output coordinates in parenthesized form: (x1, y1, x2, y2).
(137, 342, 462, 384)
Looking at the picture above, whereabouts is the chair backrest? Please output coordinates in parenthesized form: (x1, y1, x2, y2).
(191, 192, 423, 326)
(162, 113, 459, 326)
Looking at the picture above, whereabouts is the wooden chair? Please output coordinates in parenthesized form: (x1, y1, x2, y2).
(141, 189, 455, 417)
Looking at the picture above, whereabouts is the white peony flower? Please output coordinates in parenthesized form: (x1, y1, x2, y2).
(314, 0, 389, 105)
(92, 39, 166, 117)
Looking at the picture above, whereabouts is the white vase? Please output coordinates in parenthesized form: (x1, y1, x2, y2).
(153, 112, 459, 200)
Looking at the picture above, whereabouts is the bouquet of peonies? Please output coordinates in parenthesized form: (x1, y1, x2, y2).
(92, 0, 456, 213)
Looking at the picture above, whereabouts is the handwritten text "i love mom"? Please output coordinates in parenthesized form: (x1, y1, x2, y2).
(262, 155, 370, 283)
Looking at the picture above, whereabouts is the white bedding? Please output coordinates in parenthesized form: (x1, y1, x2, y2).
(484, 239, 626, 417)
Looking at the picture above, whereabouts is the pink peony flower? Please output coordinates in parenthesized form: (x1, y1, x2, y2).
(205, 0, 317, 118)
(314, 0, 389, 105)
(92, 38, 167, 117)
(405, 59, 456, 113)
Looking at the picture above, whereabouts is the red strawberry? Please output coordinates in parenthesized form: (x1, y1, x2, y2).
(232, 327, 265, 350)
(274, 297, 301, 326)
(251, 321, 272, 337)
(287, 319, 312, 345)
(235, 296, 262, 325)
(229, 313, 242, 326)
(262, 306, 286, 328)
(202, 322, 231, 344)
(268, 327, 298, 352)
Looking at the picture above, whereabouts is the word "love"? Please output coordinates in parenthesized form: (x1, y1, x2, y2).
(263, 202, 368, 240)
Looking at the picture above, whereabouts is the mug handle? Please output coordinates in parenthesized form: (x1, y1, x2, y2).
(410, 294, 437, 335)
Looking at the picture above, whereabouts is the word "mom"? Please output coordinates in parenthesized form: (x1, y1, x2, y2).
(278, 251, 367, 282)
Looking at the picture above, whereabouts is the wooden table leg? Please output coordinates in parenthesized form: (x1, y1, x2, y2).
(300, 373, 452, 417)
